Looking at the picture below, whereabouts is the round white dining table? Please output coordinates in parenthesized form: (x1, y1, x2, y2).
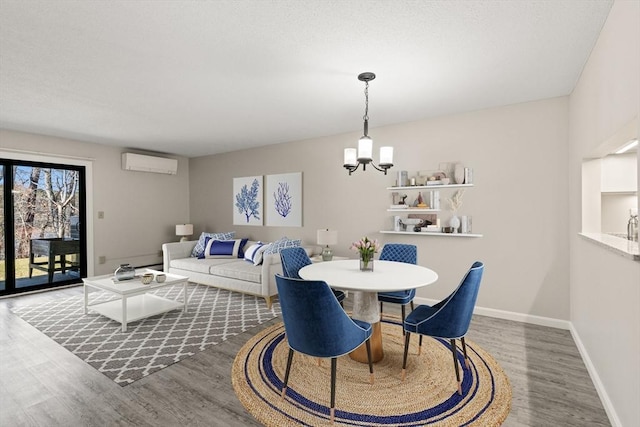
(299, 259, 438, 362)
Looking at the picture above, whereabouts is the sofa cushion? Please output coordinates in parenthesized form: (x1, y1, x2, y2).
(171, 257, 237, 274)
(209, 260, 262, 284)
(191, 231, 235, 258)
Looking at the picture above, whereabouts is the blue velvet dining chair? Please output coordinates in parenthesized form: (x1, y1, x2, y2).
(401, 261, 484, 395)
(280, 247, 346, 306)
(275, 274, 374, 424)
(377, 243, 418, 332)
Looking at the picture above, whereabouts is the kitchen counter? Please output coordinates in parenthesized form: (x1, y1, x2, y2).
(579, 232, 639, 261)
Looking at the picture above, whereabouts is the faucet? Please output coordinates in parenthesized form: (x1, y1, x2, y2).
(628, 209, 639, 241)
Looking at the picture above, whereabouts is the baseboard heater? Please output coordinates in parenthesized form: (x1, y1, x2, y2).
(122, 153, 178, 175)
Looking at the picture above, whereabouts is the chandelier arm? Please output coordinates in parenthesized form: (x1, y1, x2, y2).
(369, 162, 384, 174)
(344, 162, 361, 175)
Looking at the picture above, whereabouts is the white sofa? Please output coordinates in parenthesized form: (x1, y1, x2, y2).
(162, 240, 317, 308)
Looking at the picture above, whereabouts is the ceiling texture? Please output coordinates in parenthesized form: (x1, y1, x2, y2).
(0, 0, 613, 158)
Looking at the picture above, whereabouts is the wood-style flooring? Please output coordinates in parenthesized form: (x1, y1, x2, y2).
(0, 286, 610, 426)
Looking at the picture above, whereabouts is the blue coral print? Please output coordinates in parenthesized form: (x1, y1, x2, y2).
(273, 182, 292, 217)
(235, 178, 261, 222)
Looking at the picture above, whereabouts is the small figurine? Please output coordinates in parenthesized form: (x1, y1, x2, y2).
(416, 192, 427, 207)
(400, 194, 408, 205)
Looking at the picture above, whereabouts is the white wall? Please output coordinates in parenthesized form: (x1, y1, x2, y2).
(568, 1, 640, 426)
(190, 96, 570, 320)
(0, 129, 190, 275)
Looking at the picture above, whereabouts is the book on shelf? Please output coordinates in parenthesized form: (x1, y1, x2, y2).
(429, 191, 440, 210)
(389, 204, 408, 209)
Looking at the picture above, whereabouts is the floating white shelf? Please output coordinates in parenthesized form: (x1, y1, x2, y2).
(387, 208, 441, 212)
(380, 230, 483, 238)
(386, 183, 474, 190)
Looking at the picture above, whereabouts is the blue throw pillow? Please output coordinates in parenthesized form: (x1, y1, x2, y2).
(199, 237, 249, 259)
(191, 231, 235, 257)
(237, 238, 250, 258)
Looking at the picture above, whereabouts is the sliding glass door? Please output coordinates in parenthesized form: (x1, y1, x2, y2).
(0, 159, 87, 296)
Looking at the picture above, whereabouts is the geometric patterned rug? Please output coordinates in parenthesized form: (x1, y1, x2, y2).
(12, 284, 281, 386)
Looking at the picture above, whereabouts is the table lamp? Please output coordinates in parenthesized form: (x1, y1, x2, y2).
(317, 229, 338, 261)
(176, 224, 194, 242)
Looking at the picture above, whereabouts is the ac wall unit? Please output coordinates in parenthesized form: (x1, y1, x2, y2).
(122, 153, 178, 175)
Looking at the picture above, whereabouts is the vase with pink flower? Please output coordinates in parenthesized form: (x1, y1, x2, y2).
(350, 236, 380, 272)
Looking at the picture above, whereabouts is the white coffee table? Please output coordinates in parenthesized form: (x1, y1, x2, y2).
(83, 269, 188, 332)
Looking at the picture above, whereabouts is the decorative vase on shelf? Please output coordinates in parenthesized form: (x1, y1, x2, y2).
(450, 214, 461, 233)
(359, 253, 374, 272)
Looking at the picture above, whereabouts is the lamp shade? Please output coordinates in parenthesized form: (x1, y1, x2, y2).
(317, 229, 338, 246)
(357, 137, 373, 161)
(379, 146, 393, 165)
(344, 148, 357, 166)
(175, 224, 193, 236)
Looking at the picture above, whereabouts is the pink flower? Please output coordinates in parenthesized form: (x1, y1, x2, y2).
(350, 236, 380, 260)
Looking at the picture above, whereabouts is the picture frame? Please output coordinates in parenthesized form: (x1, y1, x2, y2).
(265, 172, 302, 227)
(233, 176, 263, 226)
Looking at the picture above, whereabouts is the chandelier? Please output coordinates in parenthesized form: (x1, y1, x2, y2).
(343, 72, 393, 175)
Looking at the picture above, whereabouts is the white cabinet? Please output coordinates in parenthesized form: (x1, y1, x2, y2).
(601, 153, 637, 193)
(382, 183, 482, 238)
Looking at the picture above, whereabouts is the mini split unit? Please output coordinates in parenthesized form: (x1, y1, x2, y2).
(121, 153, 178, 175)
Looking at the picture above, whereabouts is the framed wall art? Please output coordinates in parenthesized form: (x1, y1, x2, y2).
(233, 176, 263, 226)
(265, 172, 302, 227)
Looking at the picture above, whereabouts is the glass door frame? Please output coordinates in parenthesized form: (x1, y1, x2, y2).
(1, 151, 94, 296)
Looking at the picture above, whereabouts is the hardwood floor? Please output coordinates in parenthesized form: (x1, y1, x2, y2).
(1, 286, 610, 426)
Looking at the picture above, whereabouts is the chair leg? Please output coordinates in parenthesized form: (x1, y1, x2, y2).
(461, 336, 470, 368)
(410, 300, 415, 311)
(330, 357, 337, 424)
(418, 335, 423, 355)
(365, 339, 374, 384)
(379, 301, 383, 319)
(450, 339, 462, 395)
(401, 304, 406, 335)
(282, 348, 294, 398)
(401, 332, 411, 381)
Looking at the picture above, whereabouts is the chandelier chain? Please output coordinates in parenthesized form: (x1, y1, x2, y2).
(363, 81, 369, 121)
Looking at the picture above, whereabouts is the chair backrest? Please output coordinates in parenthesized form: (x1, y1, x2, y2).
(421, 261, 484, 338)
(280, 247, 311, 279)
(275, 275, 370, 358)
(380, 244, 417, 264)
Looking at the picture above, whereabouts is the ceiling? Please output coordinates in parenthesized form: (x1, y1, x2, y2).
(0, 1, 613, 158)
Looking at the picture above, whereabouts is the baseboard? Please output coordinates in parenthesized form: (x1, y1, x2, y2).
(412, 297, 572, 330)
(412, 296, 620, 427)
(569, 324, 622, 427)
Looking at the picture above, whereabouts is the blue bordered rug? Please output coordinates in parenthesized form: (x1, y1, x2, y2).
(232, 318, 511, 426)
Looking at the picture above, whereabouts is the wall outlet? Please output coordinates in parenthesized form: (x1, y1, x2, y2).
(98, 256, 106, 264)
(98, 211, 104, 219)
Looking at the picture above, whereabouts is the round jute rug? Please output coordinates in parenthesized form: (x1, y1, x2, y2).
(232, 319, 511, 426)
